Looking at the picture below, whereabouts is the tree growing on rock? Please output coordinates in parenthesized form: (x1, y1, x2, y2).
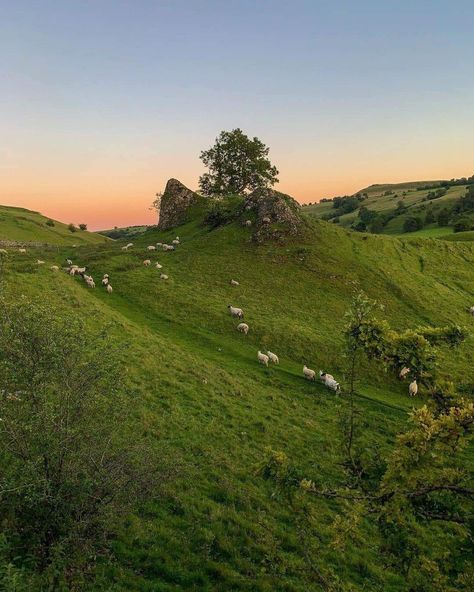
(199, 129, 279, 197)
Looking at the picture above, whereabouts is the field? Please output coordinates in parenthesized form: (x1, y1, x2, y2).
(303, 180, 473, 239)
(1, 206, 473, 591)
(0, 205, 110, 245)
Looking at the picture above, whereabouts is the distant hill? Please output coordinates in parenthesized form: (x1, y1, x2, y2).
(303, 177, 474, 239)
(97, 224, 150, 240)
(0, 205, 110, 245)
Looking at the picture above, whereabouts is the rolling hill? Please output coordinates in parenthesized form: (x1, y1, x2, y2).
(1, 196, 473, 591)
(0, 205, 110, 245)
(303, 178, 474, 239)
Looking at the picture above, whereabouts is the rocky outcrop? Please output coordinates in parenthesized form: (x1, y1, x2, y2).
(158, 179, 201, 230)
(242, 188, 303, 242)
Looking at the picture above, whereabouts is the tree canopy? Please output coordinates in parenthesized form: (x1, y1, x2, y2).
(199, 129, 279, 197)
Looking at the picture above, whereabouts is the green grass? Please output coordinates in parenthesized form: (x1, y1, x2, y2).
(0, 205, 110, 245)
(2, 211, 474, 591)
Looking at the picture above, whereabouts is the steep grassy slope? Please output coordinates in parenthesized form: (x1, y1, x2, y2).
(2, 218, 473, 591)
(0, 205, 110, 245)
(303, 181, 472, 238)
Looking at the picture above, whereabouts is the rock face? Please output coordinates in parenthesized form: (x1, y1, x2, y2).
(158, 179, 201, 230)
(243, 188, 303, 242)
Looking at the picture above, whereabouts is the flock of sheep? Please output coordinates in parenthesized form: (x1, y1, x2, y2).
(3, 240, 471, 398)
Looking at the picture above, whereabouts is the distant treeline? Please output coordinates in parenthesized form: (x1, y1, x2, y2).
(98, 225, 151, 240)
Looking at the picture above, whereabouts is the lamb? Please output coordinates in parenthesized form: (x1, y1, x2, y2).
(230, 279, 239, 286)
(399, 366, 410, 380)
(19, 248, 26, 253)
(101, 277, 109, 286)
(106, 284, 113, 294)
(160, 273, 169, 280)
(172, 239, 180, 245)
(50, 265, 59, 271)
(237, 322, 249, 335)
(257, 351, 269, 366)
(143, 259, 151, 266)
(303, 365, 316, 380)
(86, 278, 95, 288)
(156, 242, 162, 247)
(121, 245, 129, 251)
(228, 305, 244, 319)
(155, 263, 163, 269)
(267, 351, 279, 364)
(147, 245, 156, 251)
(37, 260, 45, 265)
(409, 379, 418, 397)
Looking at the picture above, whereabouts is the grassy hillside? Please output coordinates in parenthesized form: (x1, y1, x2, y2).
(0, 204, 110, 245)
(2, 209, 473, 591)
(303, 179, 474, 239)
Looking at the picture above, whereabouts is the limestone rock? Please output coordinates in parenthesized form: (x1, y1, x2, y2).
(158, 179, 201, 230)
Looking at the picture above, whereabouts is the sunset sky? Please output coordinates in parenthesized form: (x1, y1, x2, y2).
(1, 1, 473, 230)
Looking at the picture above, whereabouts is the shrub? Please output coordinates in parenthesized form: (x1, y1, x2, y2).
(403, 216, 424, 232)
(67, 223, 77, 233)
(78, 223, 87, 231)
(45, 219, 55, 227)
(453, 218, 471, 233)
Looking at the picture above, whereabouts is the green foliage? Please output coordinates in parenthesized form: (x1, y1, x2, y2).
(437, 208, 450, 227)
(454, 218, 472, 233)
(199, 129, 279, 196)
(45, 219, 55, 227)
(403, 216, 424, 232)
(78, 223, 87, 231)
(67, 223, 77, 233)
(203, 196, 243, 228)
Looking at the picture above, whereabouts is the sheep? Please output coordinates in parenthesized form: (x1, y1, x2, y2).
(324, 377, 341, 393)
(399, 366, 410, 380)
(127, 243, 133, 248)
(106, 284, 113, 294)
(230, 279, 240, 286)
(143, 259, 151, 266)
(237, 322, 249, 335)
(155, 263, 163, 269)
(19, 248, 26, 253)
(103, 273, 109, 279)
(257, 351, 269, 366)
(66, 259, 73, 265)
(175, 236, 180, 241)
(228, 305, 244, 319)
(303, 365, 316, 380)
(409, 379, 418, 397)
(244, 220, 252, 227)
(156, 242, 163, 247)
(69, 267, 78, 276)
(101, 277, 109, 286)
(172, 239, 180, 245)
(319, 370, 334, 382)
(469, 306, 474, 316)
(121, 245, 129, 251)
(161, 244, 171, 251)
(160, 273, 169, 280)
(37, 260, 45, 265)
(267, 351, 279, 364)
(262, 216, 271, 224)
(50, 265, 59, 272)
(86, 278, 95, 288)
(147, 245, 156, 251)
(76, 267, 86, 275)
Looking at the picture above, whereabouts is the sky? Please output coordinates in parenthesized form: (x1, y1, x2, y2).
(1, 1, 473, 230)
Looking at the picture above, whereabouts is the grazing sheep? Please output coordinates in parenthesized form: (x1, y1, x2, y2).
(324, 377, 341, 393)
(303, 365, 316, 380)
(101, 277, 109, 286)
(237, 322, 249, 335)
(244, 220, 252, 227)
(230, 279, 239, 286)
(172, 239, 180, 245)
(19, 248, 26, 253)
(257, 351, 269, 366)
(156, 242, 163, 247)
(147, 245, 156, 251)
(50, 265, 59, 272)
(37, 260, 45, 265)
(399, 366, 410, 380)
(267, 351, 279, 364)
(66, 259, 73, 265)
(127, 243, 133, 248)
(319, 370, 334, 382)
(143, 259, 151, 266)
(469, 306, 474, 316)
(228, 305, 244, 319)
(409, 379, 418, 397)
(155, 263, 163, 269)
(86, 278, 95, 288)
(262, 216, 271, 224)
(121, 245, 129, 251)
(106, 284, 113, 294)
(160, 273, 169, 280)
(175, 236, 180, 241)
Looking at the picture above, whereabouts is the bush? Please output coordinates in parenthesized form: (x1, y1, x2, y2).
(78, 223, 87, 231)
(67, 223, 77, 233)
(453, 218, 471, 233)
(0, 298, 160, 584)
(403, 216, 424, 232)
(437, 208, 450, 227)
(204, 199, 241, 228)
(45, 219, 55, 227)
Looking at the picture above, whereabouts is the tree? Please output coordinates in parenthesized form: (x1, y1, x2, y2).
(45, 219, 55, 227)
(453, 218, 471, 233)
(425, 207, 435, 225)
(150, 192, 162, 220)
(0, 298, 161, 585)
(437, 208, 450, 227)
(67, 223, 77, 233)
(78, 223, 87, 231)
(403, 216, 424, 232)
(199, 129, 279, 196)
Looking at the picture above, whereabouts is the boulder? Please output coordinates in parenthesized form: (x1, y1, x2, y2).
(158, 179, 201, 230)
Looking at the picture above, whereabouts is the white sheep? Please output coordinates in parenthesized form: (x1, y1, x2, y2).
(172, 239, 180, 245)
(230, 279, 239, 286)
(319, 370, 334, 382)
(106, 284, 113, 294)
(147, 245, 156, 251)
(86, 278, 95, 288)
(66, 259, 73, 265)
(37, 260, 45, 265)
(228, 305, 244, 319)
(267, 351, 279, 364)
(245, 220, 252, 227)
(262, 216, 271, 224)
(156, 242, 163, 247)
(160, 273, 169, 280)
(303, 365, 316, 380)
(143, 259, 151, 266)
(101, 277, 109, 286)
(257, 351, 269, 366)
(324, 377, 341, 392)
(155, 263, 163, 269)
(175, 236, 180, 241)
(121, 245, 129, 251)
(103, 273, 109, 279)
(399, 366, 410, 380)
(409, 379, 418, 397)
(237, 322, 249, 335)
(19, 248, 26, 253)
(50, 265, 59, 272)
(127, 243, 133, 248)
(469, 306, 474, 316)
